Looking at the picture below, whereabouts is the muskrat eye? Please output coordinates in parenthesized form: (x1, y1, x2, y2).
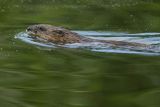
(34, 30, 37, 34)
(38, 26, 47, 31)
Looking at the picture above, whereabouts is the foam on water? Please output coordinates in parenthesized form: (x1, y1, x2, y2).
(15, 31, 160, 55)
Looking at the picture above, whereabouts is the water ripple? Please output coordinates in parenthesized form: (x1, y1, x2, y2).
(15, 31, 160, 55)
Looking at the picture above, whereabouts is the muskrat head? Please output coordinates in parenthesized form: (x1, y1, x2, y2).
(26, 24, 48, 37)
(26, 24, 82, 44)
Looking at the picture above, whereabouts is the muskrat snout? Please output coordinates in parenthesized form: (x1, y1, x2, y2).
(26, 27, 34, 33)
(26, 28, 31, 32)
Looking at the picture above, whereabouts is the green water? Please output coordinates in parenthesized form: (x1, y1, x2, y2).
(1, 0, 160, 107)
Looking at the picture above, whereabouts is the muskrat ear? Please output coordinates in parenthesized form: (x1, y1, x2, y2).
(60, 26, 70, 30)
(54, 30, 65, 36)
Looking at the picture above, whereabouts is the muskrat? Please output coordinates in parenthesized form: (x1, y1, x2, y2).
(26, 24, 147, 48)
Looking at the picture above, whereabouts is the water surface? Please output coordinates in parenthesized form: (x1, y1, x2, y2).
(1, 0, 160, 107)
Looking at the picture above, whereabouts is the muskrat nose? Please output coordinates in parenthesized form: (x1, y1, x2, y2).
(26, 28, 31, 32)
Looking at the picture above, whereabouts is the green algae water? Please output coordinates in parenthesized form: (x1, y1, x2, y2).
(1, 0, 160, 107)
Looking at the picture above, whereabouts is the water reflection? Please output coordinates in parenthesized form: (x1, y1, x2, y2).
(1, 47, 160, 107)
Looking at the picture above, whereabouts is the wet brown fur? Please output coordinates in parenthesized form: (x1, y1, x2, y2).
(26, 24, 147, 47)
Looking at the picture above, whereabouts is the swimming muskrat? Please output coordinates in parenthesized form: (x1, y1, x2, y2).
(26, 24, 147, 48)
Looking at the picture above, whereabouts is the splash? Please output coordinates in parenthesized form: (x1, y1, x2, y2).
(15, 31, 160, 55)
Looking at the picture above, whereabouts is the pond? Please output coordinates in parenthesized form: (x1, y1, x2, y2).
(0, 0, 160, 107)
